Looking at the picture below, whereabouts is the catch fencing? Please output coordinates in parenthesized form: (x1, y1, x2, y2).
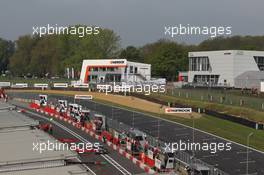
(107, 118, 228, 175)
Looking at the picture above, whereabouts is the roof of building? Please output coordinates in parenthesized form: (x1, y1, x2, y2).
(0, 101, 15, 109)
(3, 165, 90, 175)
(0, 108, 38, 130)
(235, 71, 264, 80)
(0, 129, 77, 166)
(0, 100, 91, 174)
(189, 50, 264, 56)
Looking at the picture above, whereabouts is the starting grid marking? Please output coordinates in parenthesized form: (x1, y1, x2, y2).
(33, 108, 156, 174)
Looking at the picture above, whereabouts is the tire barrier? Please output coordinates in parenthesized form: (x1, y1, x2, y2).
(12, 94, 229, 175)
(24, 100, 157, 174)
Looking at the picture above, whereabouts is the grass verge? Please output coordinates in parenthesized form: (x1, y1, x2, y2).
(150, 93, 264, 123)
(8, 89, 264, 152)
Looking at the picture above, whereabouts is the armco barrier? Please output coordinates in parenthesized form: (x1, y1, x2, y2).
(73, 84, 89, 88)
(11, 83, 28, 88)
(74, 95, 93, 100)
(27, 103, 156, 174)
(33, 83, 49, 88)
(107, 115, 228, 175)
(14, 96, 228, 175)
(53, 83, 68, 88)
(0, 82, 11, 87)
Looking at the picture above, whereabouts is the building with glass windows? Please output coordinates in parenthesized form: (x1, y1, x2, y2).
(80, 59, 151, 83)
(188, 50, 264, 88)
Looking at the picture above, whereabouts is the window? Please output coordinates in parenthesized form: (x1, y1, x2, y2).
(134, 67, 138, 74)
(189, 57, 211, 71)
(254, 56, 264, 71)
(130, 66, 133, 73)
(193, 75, 219, 85)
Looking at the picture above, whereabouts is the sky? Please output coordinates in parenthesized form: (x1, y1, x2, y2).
(0, 0, 264, 47)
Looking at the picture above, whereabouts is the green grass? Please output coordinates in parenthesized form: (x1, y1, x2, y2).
(151, 93, 264, 123)
(90, 97, 264, 152)
(10, 90, 264, 151)
(166, 88, 264, 111)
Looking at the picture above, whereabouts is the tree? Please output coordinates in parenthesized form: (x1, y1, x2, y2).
(63, 27, 121, 71)
(9, 35, 38, 76)
(142, 39, 188, 81)
(120, 46, 143, 62)
(198, 36, 264, 51)
(91, 28, 121, 58)
(0, 38, 14, 73)
(9, 26, 121, 77)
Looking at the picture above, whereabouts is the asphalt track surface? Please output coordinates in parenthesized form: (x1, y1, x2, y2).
(9, 92, 264, 175)
(11, 100, 144, 175)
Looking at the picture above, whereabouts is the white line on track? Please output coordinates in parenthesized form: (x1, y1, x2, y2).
(90, 99, 264, 154)
(25, 109, 132, 175)
(76, 157, 97, 175)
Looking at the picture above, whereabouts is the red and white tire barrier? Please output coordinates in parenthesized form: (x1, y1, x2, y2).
(29, 104, 157, 174)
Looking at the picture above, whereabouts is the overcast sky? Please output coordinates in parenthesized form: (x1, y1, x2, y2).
(0, 0, 263, 47)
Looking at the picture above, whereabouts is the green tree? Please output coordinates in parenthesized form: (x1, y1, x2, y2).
(0, 38, 14, 73)
(120, 46, 143, 62)
(9, 35, 38, 76)
(8, 26, 121, 77)
(142, 39, 188, 81)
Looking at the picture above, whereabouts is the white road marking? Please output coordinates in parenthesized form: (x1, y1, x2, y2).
(25, 110, 132, 175)
(90, 100, 264, 154)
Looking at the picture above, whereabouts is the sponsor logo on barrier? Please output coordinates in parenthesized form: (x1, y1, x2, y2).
(154, 158, 161, 169)
(34, 83, 49, 88)
(73, 83, 89, 88)
(0, 82, 11, 87)
(11, 83, 28, 88)
(53, 83, 68, 88)
(147, 149, 154, 159)
(165, 107, 192, 113)
(74, 94, 93, 100)
(261, 82, 264, 92)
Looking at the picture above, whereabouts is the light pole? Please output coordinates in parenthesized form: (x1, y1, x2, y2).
(111, 105, 114, 120)
(157, 107, 162, 146)
(191, 115, 195, 175)
(246, 132, 253, 175)
(132, 112, 135, 129)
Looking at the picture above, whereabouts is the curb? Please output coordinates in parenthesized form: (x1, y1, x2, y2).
(33, 107, 156, 174)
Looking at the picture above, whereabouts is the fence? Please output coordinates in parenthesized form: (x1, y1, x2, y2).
(107, 118, 228, 175)
(166, 88, 264, 112)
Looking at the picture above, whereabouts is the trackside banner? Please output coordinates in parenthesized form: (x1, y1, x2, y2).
(11, 83, 28, 88)
(74, 95, 93, 100)
(34, 83, 48, 88)
(165, 107, 192, 113)
(53, 83, 68, 88)
(0, 82, 11, 87)
(73, 83, 89, 88)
